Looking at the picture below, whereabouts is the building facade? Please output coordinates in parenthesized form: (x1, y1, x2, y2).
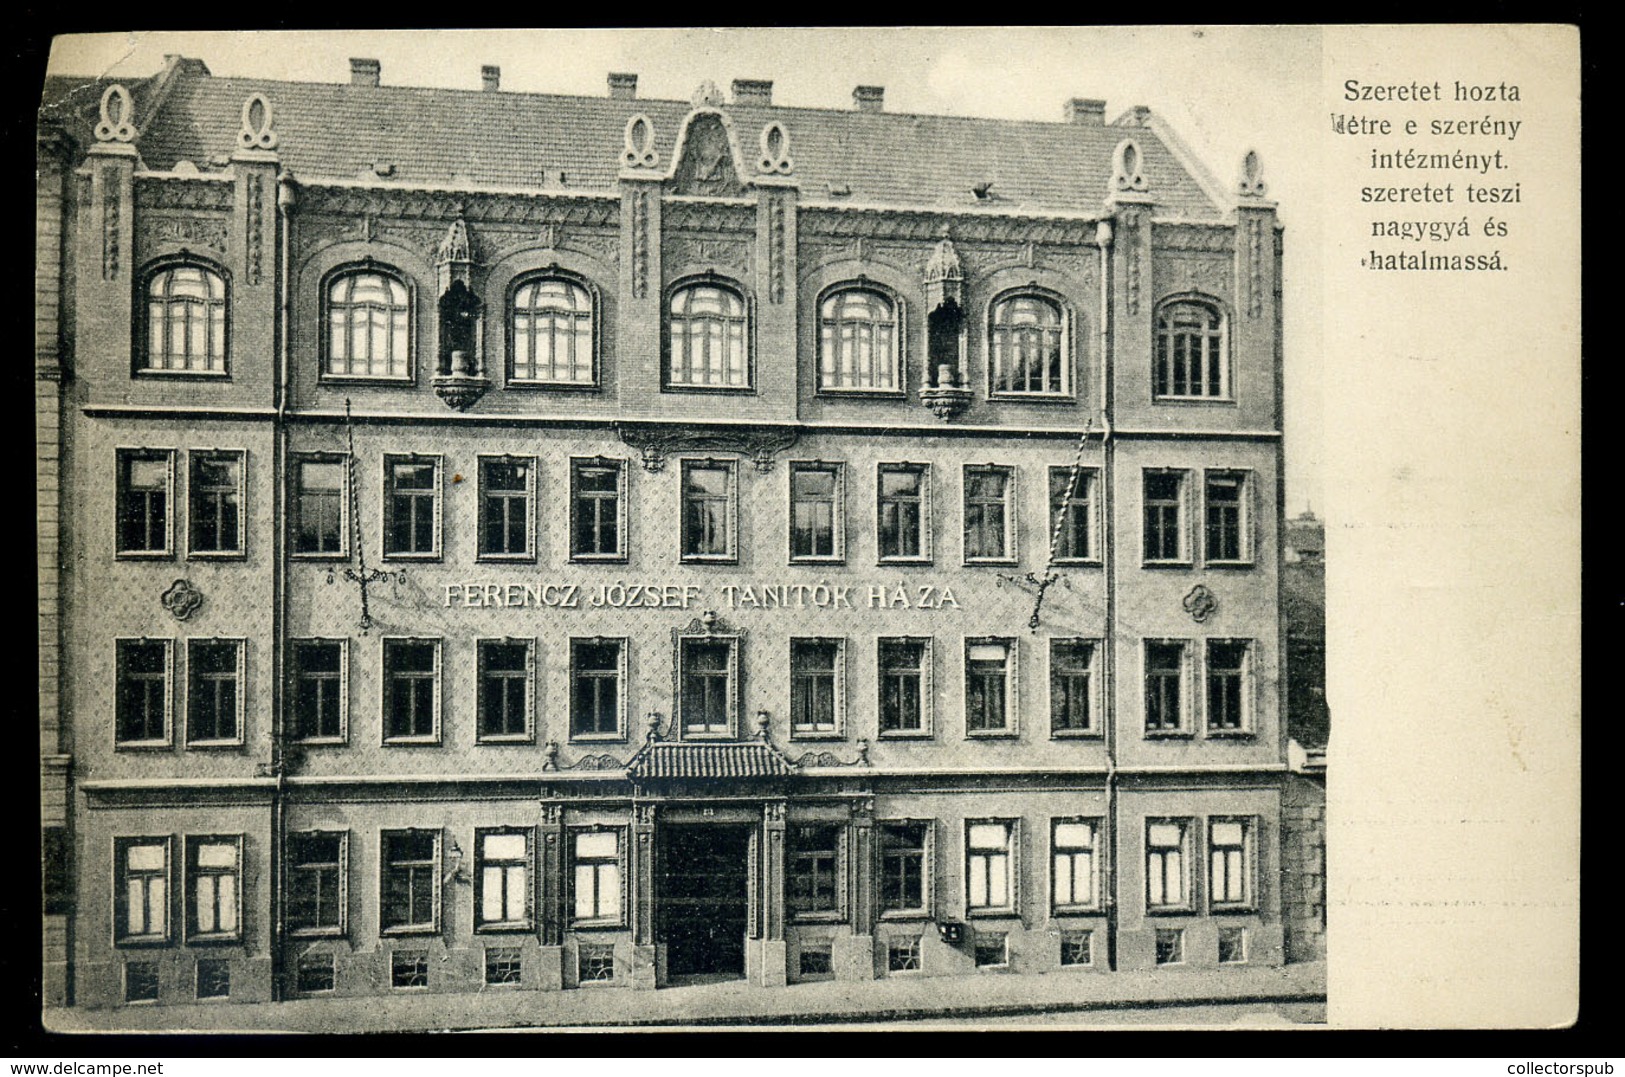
(37, 56, 1289, 1009)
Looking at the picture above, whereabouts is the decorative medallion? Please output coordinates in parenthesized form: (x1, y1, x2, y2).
(160, 579, 205, 621)
(622, 113, 658, 169)
(1112, 138, 1149, 193)
(616, 422, 798, 473)
(236, 94, 279, 151)
(94, 84, 137, 143)
(672, 113, 743, 197)
(1183, 584, 1218, 623)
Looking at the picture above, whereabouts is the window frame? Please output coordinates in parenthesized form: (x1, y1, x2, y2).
(185, 449, 246, 560)
(476, 454, 536, 563)
(381, 453, 443, 562)
(1153, 294, 1231, 402)
(961, 464, 1018, 566)
(964, 636, 1018, 738)
(1203, 469, 1254, 567)
(1205, 638, 1254, 737)
(184, 637, 246, 748)
(1048, 637, 1100, 738)
(287, 829, 349, 938)
(320, 264, 415, 383)
(379, 828, 442, 936)
(679, 457, 739, 564)
(381, 637, 443, 746)
(183, 833, 244, 945)
(569, 457, 629, 563)
(787, 460, 846, 564)
(787, 822, 847, 923)
(506, 271, 600, 389)
(115, 638, 173, 750)
(569, 637, 628, 742)
(474, 827, 535, 933)
(986, 288, 1073, 399)
(877, 636, 933, 739)
(1143, 638, 1192, 737)
(290, 453, 350, 561)
(476, 637, 535, 744)
(568, 826, 627, 927)
(1142, 468, 1190, 566)
(877, 819, 934, 920)
(1207, 816, 1257, 912)
(1145, 818, 1195, 914)
(115, 448, 176, 560)
(964, 819, 1018, 917)
(1048, 465, 1100, 565)
(876, 462, 933, 565)
(675, 633, 742, 740)
(788, 637, 845, 740)
(663, 276, 754, 392)
(136, 259, 230, 378)
(290, 638, 349, 745)
(815, 282, 905, 397)
(113, 836, 172, 947)
(1050, 817, 1101, 914)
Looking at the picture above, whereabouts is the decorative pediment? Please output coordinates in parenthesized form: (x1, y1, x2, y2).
(671, 112, 745, 198)
(435, 217, 475, 264)
(615, 422, 798, 473)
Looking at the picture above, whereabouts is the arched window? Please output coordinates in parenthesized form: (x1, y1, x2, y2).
(818, 287, 900, 392)
(1154, 298, 1228, 399)
(989, 292, 1067, 396)
(142, 264, 227, 374)
(510, 276, 595, 385)
(666, 281, 749, 389)
(325, 268, 411, 378)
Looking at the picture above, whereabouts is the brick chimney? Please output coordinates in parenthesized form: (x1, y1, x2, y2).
(607, 72, 638, 100)
(481, 65, 501, 92)
(1066, 98, 1106, 124)
(853, 85, 884, 112)
(732, 78, 773, 106)
(350, 58, 381, 87)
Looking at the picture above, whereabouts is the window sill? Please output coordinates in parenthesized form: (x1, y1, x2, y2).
(878, 909, 930, 922)
(876, 557, 934, 567)
(1204, 559, 1255, 570)
(1050, 558, 1102, 569)
(877, 730, 933, 740)
(789, 731, 844, 741)
(288, 927, 346, 940)
(476, 553, 537, 564)
(569, 553, 628, 564)
(115, 741, 174, 752)
(380, 925, 440, 937)
(291, 552, 350, 562)
(1145, 907, 1198, 918)
(986, 393, 1077, 404)
(115, 937, 172, 949)
(115, 551, 175, 561)
(186, 739, 245, 750)
(1204, 729, 1255, 739)
(504, 380, 601, 392)
(1050, 730, 1103, 740)
(679, 731, 738, 742)
(134, 369, 230, 380)
(569, 733, 626, 744)
(661, 385, 756, 395)
(1141, 560, 1194, 570)
(570, 919, 625, 931)
(475, 922, 536, 935)
(1052, 905, 1102, 917)
(319, 375, 415, 385)
(185, 933, 243, 947)
(1143, 730, 1195, 740)
(1151, 395, 1236, 406)
(790, 911, 845, 925)
(965, 729, 1019, 739)
(680, 556, 739, 565)
(963, 558, 1019, 568)
(293, 737, 348, 748)
(381, 553, 441, 563)
(382, 737, 443, 747)
(187, 550, 246, 561)
(965, 908, 1017, 920)
(476, 734, 536, 746)
(789, 556, 847, 566)
(815, 388, 907, 400)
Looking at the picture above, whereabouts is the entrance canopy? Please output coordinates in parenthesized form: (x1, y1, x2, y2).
(626, 741, 796, 781)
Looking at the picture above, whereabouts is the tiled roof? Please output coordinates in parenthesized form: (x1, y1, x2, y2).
(627, 742, 797, 781)
(41, 65, 1225, 218)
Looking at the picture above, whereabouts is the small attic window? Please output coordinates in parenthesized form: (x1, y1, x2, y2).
(373, 163, 395, 177)
(829, 183, 852, 198)
(973, 182, 997, 201)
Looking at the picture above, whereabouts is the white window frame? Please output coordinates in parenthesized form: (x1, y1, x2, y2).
(1050, 818, 1101, 914)
(877, 636, 933, 739)
(184, 637, 246, 748)
(964, 636, 1018, 738)
(877, 819, 935, 920)
(476, 637, 536, 744)
(1142, 467, 1190, 565)
(290, 638, 349, 745)
(474, 827, 535, 932)
(1048, 637, 1100, 738)
(787, 460, 846, 564)
(961, 463, 1018, 566)
(569, 457, 629, 563)
(115, 447, 176, 560)
(1153, 294, 1230, 402)
(185, 448, 247, 560)
(381, 453, 443, 562)
(679, 457, 739, 563)
(1145, 818, 1194, 913)
(507, 272, 599, 388)
(381, 637, 443, 746)
(788, 637, 846, 740)
(986, 288, 1073, 399)
(1204, 638, 1254, 736)
(675, 633, 741, 740)
(876, 462, 933, 564)
(1143, 638, 1192, 736)
(664, 278, 753, 391)
(816, 283, 905, 396)
(569, 636, 628, 742)
(378, 828, 442, 936)
(114, 637, 174, 750)
(287, 829, 349, 938)
(321, 266, 414, 383)
(290, 453, 350, 560)
(183, 833, 244, 944)
(476, 454, 537, 563)
(139, 261, 230, 376)
(569, 827, 627, 927)
(787, 821, 848, 923)
(1202, 468, 1254, 566)
(1208, 816, 1257, 912)
(1048, 465, 1100, 565)
(965, 819, 1018, 916)
(113, 836, 172, 946)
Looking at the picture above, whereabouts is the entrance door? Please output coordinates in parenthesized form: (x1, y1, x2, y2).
(659, 824, 751, 981)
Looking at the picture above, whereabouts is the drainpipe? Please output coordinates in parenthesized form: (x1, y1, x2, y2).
(270, 174, 296, 1001)
(1094, 218, 1119, 971)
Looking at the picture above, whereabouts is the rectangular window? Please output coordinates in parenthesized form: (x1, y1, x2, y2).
(186, 639, 243, 745)
(478, 639, 532, 742)
(878, 638, 929, 736)
(679, 637, 737, 737)
(195, 958, 230, 999)
(570, 459, 626, 561)
(1143, 470, 1187, 562)
(117, 450, 173, 557)
(1206, 640, 1250, 733)
(1218, 926, 1247, 964)
(124, 961, 159, 1003)
(1052, 820, 1097, 911)
(974, 932, 1008, 968)
(799, 941, 834, 978)
(380, 830, 439, 933)
(966, 821, 1015, 913)
(188, 451, 243, 557)
(476, 829, 532, 930)
(115, 837, 170, 944)
(1060, 929, 1093, 967)
(1146, 820, 1191, 911)
(790, 639, 841, 737)
(680, 460, 736, 561)
(391, 950, 428, 989)
(292, 457, 346, 557)
(1209, 819, 1252, 908)
(879, 821, 929, 916)
(383, 638, 440, 744)
(965, 639, 1014, 735)
(1050, 639, 1097, 735)
(877, 464, 930, 562)
(478, 457, 533, 560)
(296, 953, 336, 993)
(1155, 927, 1184, 965)
(185, 835, 242, 942)
(1204, 472, 1248, 563)
(578, 942, 616, 982)
(963, 466, 1015, 563)
(292, 640, 346, 743)
(486, 947, 523, 985)
(788, 824, 842, 918)
(116, 639, 171, 747)
(1050, 466, 1096, 562)
(383, 456, 440, 559)
(570, 639, 625, 739)
(571, 830, 622, 924)
(1145, 640, 1188, 734)
(790, 463, 842, 561)
(288, 831, 347, 936)
(886, 936, 921, 973)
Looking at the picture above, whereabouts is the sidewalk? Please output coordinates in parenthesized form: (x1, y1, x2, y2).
(46, 961, 1326, 1033)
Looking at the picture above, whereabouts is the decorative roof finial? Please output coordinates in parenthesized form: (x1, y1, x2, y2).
(622, 113, 658, 169)
(1112, 138, 1149, 193)
(436, 218, 473, 265)
(691, 80, 724, 108)
(923, 238, 963, 286)
(756, 121, 793, 175)
(94, 84, 137, 144)
(1237, 149, 1267, 198)
(237, 93, 279, 151)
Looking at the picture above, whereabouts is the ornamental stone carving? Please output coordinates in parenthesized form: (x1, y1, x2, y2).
(95, 84, 137, 143)
(237, 94, 279, 151)
(1112, 138, 1149, 193)
(622, 113, 659, 169)
(1183, 584, 1219, 623)
(160, 579, 205, 621)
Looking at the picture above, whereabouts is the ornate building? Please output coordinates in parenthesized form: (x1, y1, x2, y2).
(37, 55, 1290, 1009)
